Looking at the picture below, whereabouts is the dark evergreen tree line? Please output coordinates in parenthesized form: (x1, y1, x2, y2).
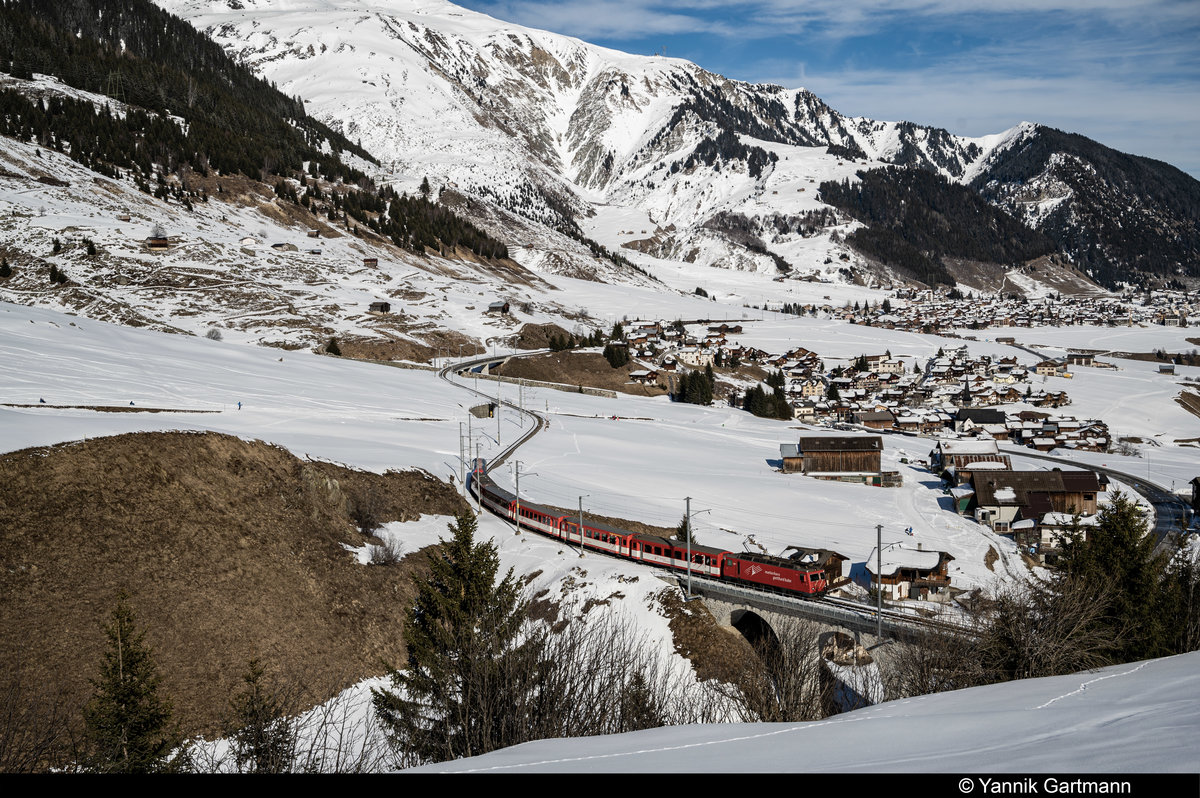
(344, 187, 508, 260)
(602, 342, 629, 368)
(742, 369, 790, 419)
(676, 128, 778, 179)
(674, 364, 714, 405)
(0, 0, 374, 185)
(819, 166, 1059, 286)
(972, 126, 1200, 284)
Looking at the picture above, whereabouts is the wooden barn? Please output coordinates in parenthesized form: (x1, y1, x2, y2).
(780, 435, 883, 483)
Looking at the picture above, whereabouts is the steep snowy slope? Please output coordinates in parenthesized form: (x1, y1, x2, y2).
(157, 0, 1020, 285)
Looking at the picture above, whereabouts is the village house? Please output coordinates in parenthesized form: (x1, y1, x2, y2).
(969, 470, 1102, 533)
(854, 409, 896, 430)
(864, 544, 955, 601)
(628, 369, 659, 385)
(783, 547, 851, 590)
(929, 439, 1000, 471)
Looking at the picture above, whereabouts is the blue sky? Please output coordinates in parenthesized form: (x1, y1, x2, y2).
(453, 0, 1200, 178)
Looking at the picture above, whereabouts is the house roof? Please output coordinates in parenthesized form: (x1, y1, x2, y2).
(957, 408, 1006, 424)
(797, 435, 882, 453)
(973, 470, 1101, 508)
(935, 439, 1000, 456)
(864, 545, 951, 576)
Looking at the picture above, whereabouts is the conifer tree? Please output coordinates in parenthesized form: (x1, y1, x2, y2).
(83, 596, 184, 773)
(1057, 492, 1170, 662)
(226, 659, 297, 773)
(372, 512, 530, 764)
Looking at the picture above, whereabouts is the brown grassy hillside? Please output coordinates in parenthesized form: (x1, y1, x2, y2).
(0, 431, 469, 741)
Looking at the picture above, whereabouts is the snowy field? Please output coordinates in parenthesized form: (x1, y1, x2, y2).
(4, 299, 1199, 772)
(415, 650, 1200, 773)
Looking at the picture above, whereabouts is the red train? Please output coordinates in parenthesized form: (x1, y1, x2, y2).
(467, 464, 829, 598)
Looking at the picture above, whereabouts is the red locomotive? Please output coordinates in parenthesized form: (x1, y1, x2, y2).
(467, 464, 829, 598)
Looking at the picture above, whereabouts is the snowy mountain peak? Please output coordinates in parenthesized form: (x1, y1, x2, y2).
(157, 0, 1198, 288)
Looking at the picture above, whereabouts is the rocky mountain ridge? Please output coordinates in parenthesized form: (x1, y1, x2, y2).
(157, 0, 1198, 290)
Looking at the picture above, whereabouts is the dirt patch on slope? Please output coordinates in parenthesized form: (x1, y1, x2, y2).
(329, 329, 482, 364)
(0, 431, 470, 741)
(510, 322, 573, 350)
(1176, 390, 1200, 420)
(658, 590, 755, 683)
(491, 350, 669, 397)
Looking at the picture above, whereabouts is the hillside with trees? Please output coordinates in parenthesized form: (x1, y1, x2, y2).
(972, 127, 1200, 288)
(819, 167, 1059, 286)
(0, 0, 510, 262)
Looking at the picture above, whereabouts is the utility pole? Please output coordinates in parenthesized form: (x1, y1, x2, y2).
(475, 442, 482, 515)
(496, 378, 501, 447)
(577, 496, 587, 557)
(514, 461, 522, 533)
(876, 523, 883, 638)
(685, 496, 692, 598)
(458, 421, 464, 486)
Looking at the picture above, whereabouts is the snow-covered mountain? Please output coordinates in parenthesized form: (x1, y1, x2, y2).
(156, 0, 1200, 292)
(153, 0, 1027, 284)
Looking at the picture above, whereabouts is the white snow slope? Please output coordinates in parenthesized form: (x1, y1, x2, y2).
(4, 299, 1200, 773)
(415, 653, 1200, 773)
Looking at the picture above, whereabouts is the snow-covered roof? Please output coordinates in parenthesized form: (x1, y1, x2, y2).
(936, 439, 999, 455)
(864, 545, 946, 576)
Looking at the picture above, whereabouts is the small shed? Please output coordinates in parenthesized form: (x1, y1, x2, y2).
(486, 301, 510, 315)
(145, 223, 170, 251)
(369, 301, 391, 314)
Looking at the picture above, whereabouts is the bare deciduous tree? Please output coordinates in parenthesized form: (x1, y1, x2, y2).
(0, 671, 80, 773)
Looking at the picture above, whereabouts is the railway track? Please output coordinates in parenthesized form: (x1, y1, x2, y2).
(436, 353, 968, 637)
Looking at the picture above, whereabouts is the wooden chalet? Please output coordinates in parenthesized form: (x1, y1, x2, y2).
(865, 544, 954, 601)
(854, 409, 896, 430)
(486, 300, 510, 315)
(969, 469, 1102, 533)
(368, 301, 391, 314)
(929, 439, 999, 471)
(782, 546, 850, 590)
(954, 407, 1006, 434)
